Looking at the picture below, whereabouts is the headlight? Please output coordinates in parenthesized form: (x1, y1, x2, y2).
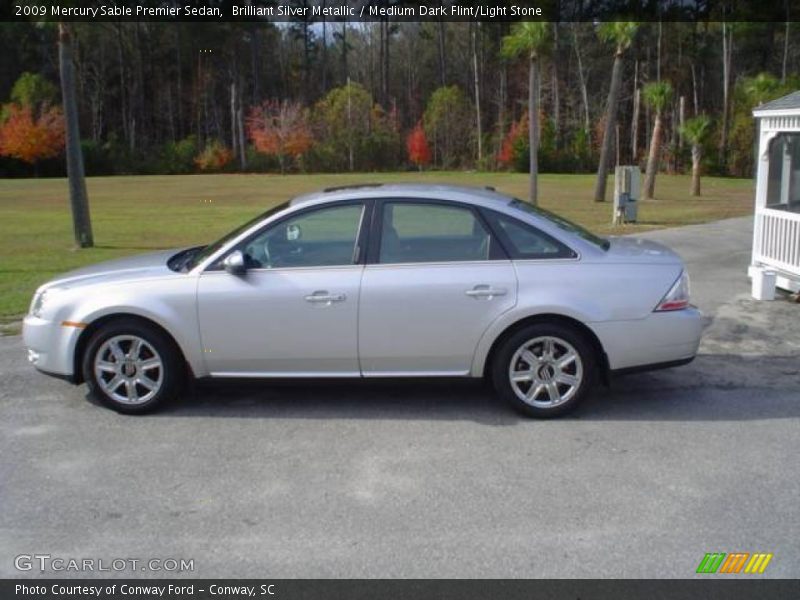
(29, 288, 62, 318)
(30, 290, 46, 317)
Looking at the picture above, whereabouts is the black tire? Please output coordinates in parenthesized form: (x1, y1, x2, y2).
(491, 322, 596, 418)
(82, 318, 183, 414)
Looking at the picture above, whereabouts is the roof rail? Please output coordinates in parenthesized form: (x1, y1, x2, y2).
(323, 183, 384, 193)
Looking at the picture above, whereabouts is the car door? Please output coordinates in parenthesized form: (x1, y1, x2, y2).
(358, 199, 517, 376)
(197, 201, 368, 376)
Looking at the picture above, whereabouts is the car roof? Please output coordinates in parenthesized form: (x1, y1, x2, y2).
(289, 183, 516, 211)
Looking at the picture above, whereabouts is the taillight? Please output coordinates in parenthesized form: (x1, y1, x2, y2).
(655, 270, 690, 312)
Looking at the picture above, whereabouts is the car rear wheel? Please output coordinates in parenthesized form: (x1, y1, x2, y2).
(492, 322, 596, 418)
(82, 319, 182, 414)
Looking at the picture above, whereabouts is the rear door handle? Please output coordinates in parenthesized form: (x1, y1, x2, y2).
(304, 291, 346, 304)
(465, 285, 507, 299)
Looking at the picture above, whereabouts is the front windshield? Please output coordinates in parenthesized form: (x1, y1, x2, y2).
(185, 201, 291, 270)
(509, 199, 610, 250)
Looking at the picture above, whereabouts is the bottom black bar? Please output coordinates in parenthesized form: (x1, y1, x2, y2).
(2, 579, 799, 600)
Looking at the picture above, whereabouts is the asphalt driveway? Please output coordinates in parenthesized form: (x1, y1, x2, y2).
(1, 216, 798, 578)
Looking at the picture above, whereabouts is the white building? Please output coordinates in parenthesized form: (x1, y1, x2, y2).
(750, 91, 800, 293)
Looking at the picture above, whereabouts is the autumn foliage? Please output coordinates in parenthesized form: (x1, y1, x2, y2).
(406, 122, 431, 169)
(0, 103, 65, 165)
(194, 139, 233, 171)
(247, 100, 313, 173)
(498, 115, 527, 168)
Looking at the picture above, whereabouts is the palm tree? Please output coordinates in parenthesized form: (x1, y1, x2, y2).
(642, 81, 673, 200)
(58, 23, 93, 248)
(593, 21, 638, 203)
(502, 22, 549, 205)
(742, 72, 782, 107)
(679, 115, 711, 196)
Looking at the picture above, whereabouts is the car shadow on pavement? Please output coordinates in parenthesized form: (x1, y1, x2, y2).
(582, 352, 800, 421)
(134, 352, 800, 423)
(145, 378, 522, 426)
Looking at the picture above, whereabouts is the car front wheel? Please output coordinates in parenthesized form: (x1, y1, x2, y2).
(82, 319, 182, 414)
(492, 322, 595, 418)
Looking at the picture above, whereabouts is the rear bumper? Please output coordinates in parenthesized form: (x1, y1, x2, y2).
(589, 307, 703, 372)
(22, 315, 82, 380)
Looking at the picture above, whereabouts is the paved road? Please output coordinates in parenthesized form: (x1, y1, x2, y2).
(1, 217, 798, 578)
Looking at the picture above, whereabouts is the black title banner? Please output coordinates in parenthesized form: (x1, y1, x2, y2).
(3, 579, 800, 600)
(2, 0, 798, 23)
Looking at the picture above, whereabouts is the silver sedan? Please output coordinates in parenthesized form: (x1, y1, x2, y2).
(23, 184, 703, 417)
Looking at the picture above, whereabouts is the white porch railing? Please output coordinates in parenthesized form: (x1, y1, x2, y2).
(753, 208, 800, 276)
(760, 115, 800, 132)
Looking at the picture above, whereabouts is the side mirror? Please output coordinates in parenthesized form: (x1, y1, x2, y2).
(223, 250, 246, 275)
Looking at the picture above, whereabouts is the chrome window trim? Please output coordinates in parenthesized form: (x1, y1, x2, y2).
(510, 253, 582, 264)
(199, 264, 365, 276)
(363, 259, 514, 270)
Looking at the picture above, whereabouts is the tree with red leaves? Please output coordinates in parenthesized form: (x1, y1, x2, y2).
(498, 118, 520, 167)
(406, 122, 431, 170)
(498, 115, 528, 169)
(247, 100, 313, 174)
(0, 103, 65, 166)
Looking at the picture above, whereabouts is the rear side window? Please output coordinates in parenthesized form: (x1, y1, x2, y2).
(379, 202, 492, 264)
(485, 211, 576, 260)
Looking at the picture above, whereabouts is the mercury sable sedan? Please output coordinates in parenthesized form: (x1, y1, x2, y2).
(23, 184, 702, 417)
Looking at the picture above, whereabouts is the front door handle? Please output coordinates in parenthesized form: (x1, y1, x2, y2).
(304, 290, 347, 304)
(465, 285, 507, 300)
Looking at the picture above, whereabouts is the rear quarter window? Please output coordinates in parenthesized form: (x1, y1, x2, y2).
(508, 198, 609, 251)
(485, 210, 577, 260)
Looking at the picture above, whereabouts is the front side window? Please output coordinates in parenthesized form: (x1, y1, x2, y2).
(379, 202, 491, 264)
(186, 201, 290, 270)
(240, 203, 364, 269)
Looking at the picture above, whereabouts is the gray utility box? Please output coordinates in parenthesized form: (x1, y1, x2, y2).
(613, 166, 640, 224)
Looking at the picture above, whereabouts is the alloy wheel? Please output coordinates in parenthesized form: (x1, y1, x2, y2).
(93, 335, 164, 405)
(508, 336, 584, 408)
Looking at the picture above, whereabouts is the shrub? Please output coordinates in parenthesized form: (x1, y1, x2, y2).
(194, 139, 233, 172)
(160, 135, 198, 174)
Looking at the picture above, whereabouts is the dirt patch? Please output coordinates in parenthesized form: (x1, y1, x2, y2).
(700, 292, 800, 357)
(0, 317, 21, 337)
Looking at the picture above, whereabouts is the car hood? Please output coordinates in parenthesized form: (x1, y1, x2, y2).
(603, 236, 684, 264)
(42, 249, 183, 290)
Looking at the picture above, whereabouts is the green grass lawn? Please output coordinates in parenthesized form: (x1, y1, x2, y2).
(0, 172, 754, 318)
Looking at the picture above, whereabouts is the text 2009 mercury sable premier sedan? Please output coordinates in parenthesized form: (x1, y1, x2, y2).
(23, 184, 703, 417)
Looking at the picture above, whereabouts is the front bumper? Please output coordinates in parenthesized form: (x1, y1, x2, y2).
(22, 315, 83, 381)
(589, 307, 704, 371)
